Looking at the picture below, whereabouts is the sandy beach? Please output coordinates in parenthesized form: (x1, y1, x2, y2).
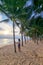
(0, 40, 43, 65)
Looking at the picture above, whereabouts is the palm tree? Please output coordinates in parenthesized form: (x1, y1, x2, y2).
(0, 0, 28, 52)
(1, 0, 43, 46)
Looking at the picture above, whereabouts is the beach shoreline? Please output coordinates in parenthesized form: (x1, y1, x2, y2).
(0, 40, 43, 65)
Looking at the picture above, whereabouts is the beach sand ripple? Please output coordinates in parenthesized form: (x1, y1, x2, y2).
(0, 40, 43, 65)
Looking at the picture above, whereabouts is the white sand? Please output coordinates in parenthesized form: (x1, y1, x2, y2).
(0, 40, 43, 65)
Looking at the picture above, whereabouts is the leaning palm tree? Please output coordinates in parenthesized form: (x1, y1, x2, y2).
(0, 0, 28, 52)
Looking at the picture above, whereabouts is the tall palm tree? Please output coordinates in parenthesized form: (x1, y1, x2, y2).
(0, 0, 28, 52)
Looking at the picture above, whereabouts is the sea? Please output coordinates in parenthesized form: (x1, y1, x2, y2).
(0, 35, 21, 47)
(0, 35, 30, 47)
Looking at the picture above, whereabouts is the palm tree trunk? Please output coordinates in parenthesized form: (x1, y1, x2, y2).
(36, 32, 39, 45)
(27, 36, 28, 43)
(13, 21, 16, 52)
(39, 37, 42, 41)
(36, 38, 38, 44)
(21, 32, 23, 46)
(24, 35, 26, 44)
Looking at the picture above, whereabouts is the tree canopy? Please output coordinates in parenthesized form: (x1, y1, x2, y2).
(0, 0, 43, 40)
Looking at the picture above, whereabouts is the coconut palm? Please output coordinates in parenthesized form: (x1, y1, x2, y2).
(0, 0, 43, 47)
(0, 0, 28, 52)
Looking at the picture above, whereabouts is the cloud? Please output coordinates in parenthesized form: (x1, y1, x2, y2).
(0, 22, 12, 32)
(0, 12, 8, 21)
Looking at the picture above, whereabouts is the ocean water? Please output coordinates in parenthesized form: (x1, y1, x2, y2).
(0, 39, 13, 47)
(0, 35, 21, 47)
(0, 35, 30, 47)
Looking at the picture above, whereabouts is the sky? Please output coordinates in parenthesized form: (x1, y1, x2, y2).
(0, 12, 20, 36)
(0, 0, 32, 36)
(24, 0, 32, 8)
(0, 12, 8, 21)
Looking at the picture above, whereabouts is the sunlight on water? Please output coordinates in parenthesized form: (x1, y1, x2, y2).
(0, 38, 20, 47)
(3, 39, 9, 44)
(0, 39, 13, 47)
(0, 36, 30, 47)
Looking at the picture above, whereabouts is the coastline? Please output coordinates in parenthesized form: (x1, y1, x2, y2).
(0, 40, 43, 65)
